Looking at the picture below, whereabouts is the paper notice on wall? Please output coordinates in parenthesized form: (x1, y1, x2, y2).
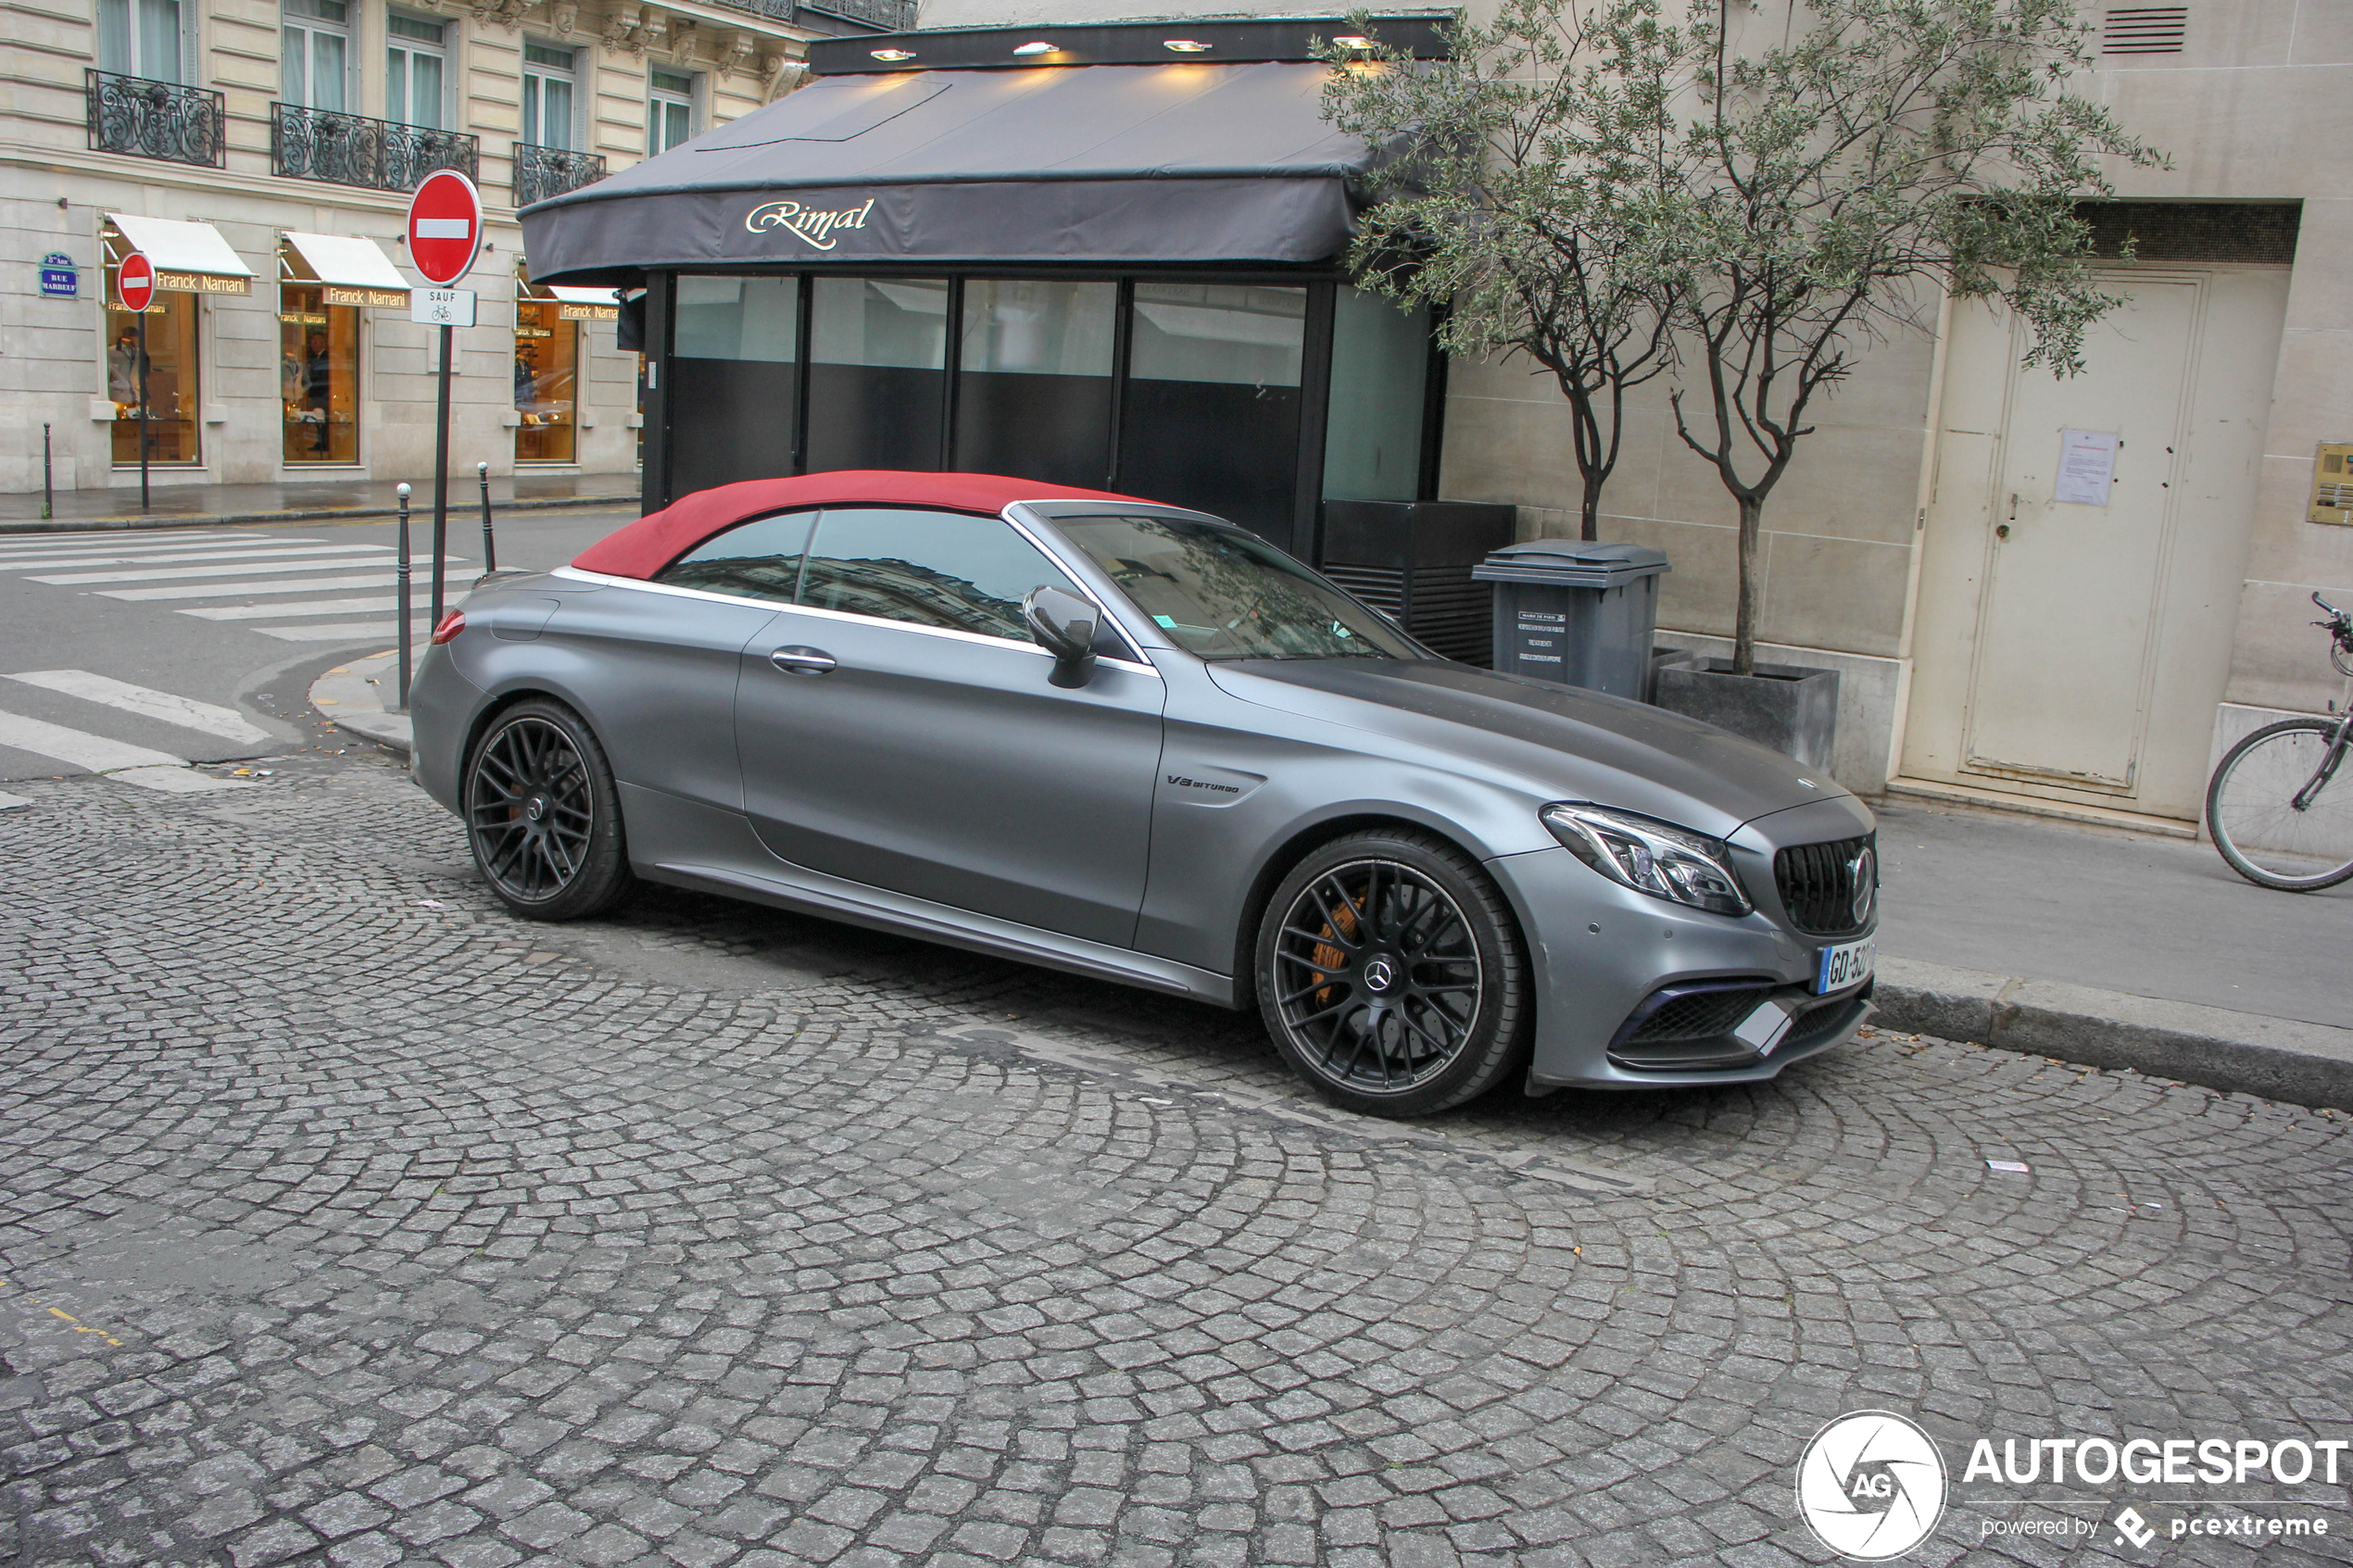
(2055, 429, 2120, 507)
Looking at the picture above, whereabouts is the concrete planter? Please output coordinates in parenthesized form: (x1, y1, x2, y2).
(1652, 658, 1841, 770)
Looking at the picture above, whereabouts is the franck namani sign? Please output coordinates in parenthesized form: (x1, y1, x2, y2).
(746, 197, 876, 252)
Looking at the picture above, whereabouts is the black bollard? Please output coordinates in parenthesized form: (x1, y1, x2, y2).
(477, 460, 497, 572)
(395, 483, 414, 713)
(42, 423, 53, 521)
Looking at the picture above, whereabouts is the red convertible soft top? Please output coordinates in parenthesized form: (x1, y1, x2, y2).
(570, 470, 1148, 581)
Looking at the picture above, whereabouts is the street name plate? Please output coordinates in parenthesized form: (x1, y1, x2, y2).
(411, 288, 478, 327)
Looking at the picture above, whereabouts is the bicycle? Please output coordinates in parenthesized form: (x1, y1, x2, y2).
(2205, 591, 2353, 891)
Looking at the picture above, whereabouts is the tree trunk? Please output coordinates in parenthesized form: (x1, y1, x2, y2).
(1579, 470, 1605, 543)
(1731, 493, 1764, 676)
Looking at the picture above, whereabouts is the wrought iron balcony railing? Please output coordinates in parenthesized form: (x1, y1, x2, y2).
(86, 69, 226, 168)
(801, 0, 916, 29)
(513, 144, 608, 210)
(271, 102, 478, 192)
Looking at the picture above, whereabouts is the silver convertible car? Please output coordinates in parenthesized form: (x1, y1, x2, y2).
(410, 471, 1878, 1117)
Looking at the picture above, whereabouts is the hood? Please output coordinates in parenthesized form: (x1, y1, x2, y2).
(1205, 659, 1850, 839)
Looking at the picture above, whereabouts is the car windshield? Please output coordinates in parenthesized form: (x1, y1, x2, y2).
(1051, 514, 1421, 661)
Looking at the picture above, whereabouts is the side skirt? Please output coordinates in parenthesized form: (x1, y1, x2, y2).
(619, 782, 1237, 1008)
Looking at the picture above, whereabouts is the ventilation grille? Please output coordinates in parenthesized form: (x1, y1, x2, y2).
(2102, 6, 2186, 53)
(1321, 563, 1494, 666)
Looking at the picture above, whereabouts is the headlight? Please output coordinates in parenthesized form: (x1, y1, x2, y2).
(1541, 803, 1753, 917)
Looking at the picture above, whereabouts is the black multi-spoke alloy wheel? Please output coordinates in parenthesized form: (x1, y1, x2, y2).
(1255, 829, 1531, 1117)
(463, 697, 635, 921)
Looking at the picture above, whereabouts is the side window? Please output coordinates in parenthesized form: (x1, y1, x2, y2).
(653, 509, 818, 604)
(798, 508, 1080, 645)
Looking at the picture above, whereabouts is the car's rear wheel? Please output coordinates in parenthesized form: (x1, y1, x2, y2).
(1255, 829, 1530, 1117)
(463, 697, 634, 921)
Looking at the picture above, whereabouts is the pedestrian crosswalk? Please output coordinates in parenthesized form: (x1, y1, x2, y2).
(0, 669, 270, 795)
(0, 526, 474, 642)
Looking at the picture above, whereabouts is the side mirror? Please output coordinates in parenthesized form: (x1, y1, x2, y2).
(1024, 584, 1100, 688)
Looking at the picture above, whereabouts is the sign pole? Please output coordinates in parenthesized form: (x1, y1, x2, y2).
(135, 311, 150, 513)
(431, 321, 453, 633)
(404, 169, 483, 634)
(395, 483, 413, 712)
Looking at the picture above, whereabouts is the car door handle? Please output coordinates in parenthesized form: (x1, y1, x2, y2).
(769, 646, 837, 675)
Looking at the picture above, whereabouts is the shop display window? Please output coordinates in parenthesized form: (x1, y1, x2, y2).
(1120, 282, 1305, 540)
(515, 294, 579, 463)
(104, 254, 201, 468)
(953, 279, 1116, 489)
(278, 283, 360, 464)
(806, 277, 947, 473)
(670, 274, 798, 489)
(1323, 287, 1429, 504)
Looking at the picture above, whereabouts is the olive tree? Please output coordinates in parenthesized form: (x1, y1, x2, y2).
(1319, 0, 1692, 543)
(1663, 0, 2165, 673)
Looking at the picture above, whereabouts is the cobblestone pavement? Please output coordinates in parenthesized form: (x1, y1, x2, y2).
(3, 754, 2349, 1568)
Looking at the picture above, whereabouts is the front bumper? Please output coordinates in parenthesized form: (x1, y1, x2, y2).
(1487, 844, 1874, 1089)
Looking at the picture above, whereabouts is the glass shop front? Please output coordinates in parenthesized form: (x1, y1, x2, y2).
(648, 269, 1439, 561)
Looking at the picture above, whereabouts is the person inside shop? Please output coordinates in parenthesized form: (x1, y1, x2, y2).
(301, 329, 333, 454)
(108, 327, 146, 410)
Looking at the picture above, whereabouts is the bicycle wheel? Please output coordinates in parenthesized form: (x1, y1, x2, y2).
(2205, 718, 2353, 891)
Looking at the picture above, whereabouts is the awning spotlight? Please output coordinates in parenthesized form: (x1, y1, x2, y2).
(1162, 38, 1212, 52)
(870, 47, 915, 61)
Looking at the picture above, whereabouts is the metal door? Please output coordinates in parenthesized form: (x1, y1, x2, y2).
(735, 611, 1166, 947)
(1963, 277, 2198, 789)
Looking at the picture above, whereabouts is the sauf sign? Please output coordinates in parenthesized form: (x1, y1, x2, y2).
(745, 197, 875, 251)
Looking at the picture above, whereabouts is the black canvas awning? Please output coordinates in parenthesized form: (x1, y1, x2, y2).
(520, 60, 1402, 285)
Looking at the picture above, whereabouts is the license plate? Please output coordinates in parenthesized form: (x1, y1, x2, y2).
(1816, 936, 1875, 994)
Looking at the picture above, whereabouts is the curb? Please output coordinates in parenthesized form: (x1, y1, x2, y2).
(311, 649, 414, 755)
(1873, 956, 2353, 1111)
(0, 493, 635, 535)
(301, 662, 2353, 1114)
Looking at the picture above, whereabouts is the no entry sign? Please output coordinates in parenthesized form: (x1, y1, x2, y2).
(118, 251, 155, 312)
(406, 169, 483, 287)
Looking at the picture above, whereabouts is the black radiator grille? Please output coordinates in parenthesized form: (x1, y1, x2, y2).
(1774, 834, 1875, 936)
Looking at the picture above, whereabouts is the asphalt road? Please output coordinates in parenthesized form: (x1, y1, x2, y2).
(0, 508, 631, 785)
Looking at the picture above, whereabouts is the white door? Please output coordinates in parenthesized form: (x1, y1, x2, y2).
(1960, 278, 2197, 789)
(1905, 266, 2290, 820)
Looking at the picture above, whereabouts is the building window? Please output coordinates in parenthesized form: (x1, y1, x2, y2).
(385, 13, 444, 129)
(98, 0, 183, 82)
(953, 279, 1116, 488)
(1323, 286, 1428, 504)
(277, 278, 359, 464)
(1121, 282, 1306, 540)
(648, 67, 695, 156)
(670, 274, 799, 489)
(515, 271, 578, 463)
(282, 0, 348, 110)
(103, 248, 202, 468)
(522, 42, 574, 150)
(807, 277, 949, 472)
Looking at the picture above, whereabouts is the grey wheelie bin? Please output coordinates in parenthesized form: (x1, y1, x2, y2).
(1472, 541, 1670, 700)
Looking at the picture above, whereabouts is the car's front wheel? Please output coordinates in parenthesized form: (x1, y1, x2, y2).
(463, 696, 635, 921)
(1255, 829, 1531, 1117)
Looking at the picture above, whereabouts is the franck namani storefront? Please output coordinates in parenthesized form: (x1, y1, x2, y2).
(519, 16, 1481, 593)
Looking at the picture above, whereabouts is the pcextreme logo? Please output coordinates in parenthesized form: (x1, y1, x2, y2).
(1796, 1411, 1949, 1561)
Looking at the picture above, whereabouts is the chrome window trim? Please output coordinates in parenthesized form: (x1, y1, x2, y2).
(550, 562, 1164, 678)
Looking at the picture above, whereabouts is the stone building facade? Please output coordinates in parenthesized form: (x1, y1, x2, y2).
(917, 0, 2350, 828)
(1, 0, 906, 494)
